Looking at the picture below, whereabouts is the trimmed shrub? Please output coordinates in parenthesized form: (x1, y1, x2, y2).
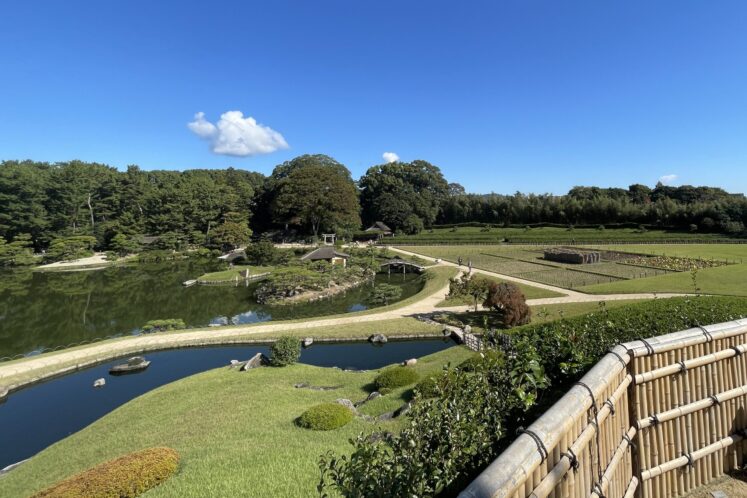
(374, 366, 419, 390)
(270, 335, 301, 366)
(31, 447, 179, 498)
(297, 403, 353, 431)
(140, 319, 186, 333)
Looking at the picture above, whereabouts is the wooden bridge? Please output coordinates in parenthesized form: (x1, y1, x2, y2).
(380, 259, 426, 274)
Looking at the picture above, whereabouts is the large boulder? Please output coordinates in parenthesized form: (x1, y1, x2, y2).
(369, 334, 388, 344)
(241, 353, 270, 371)
(335, 398, 357, 415)
(302, 337, 314, 348)
(402, 358, 417, 367)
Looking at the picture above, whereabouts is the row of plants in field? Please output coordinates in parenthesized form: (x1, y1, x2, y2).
(622, 254, 729, 272)
(318, 296, 747, 496)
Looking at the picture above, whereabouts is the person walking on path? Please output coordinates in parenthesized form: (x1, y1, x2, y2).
(457, 256, 463, 267)
(468, 260, 472, 273)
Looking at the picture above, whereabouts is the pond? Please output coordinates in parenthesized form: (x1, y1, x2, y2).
(0, 260, 425, 358)
(0, 338, 455, 469)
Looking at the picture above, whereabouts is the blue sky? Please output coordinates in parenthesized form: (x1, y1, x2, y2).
(1, 1, 746, 194)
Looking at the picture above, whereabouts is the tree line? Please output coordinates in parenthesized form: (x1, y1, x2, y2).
(1, 155, 746, 257)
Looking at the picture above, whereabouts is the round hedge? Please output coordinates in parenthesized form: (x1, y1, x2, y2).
(31, 447, 179, 498)
(297, 403, 354, 431)
(270, 335, 301, 366)
(374, 366, 419, 390)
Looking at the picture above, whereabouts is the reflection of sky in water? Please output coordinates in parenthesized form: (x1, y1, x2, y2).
(209, 310, 273, 326)
(347, 303, 368, 312)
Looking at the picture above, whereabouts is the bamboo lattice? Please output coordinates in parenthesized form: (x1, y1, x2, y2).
(459, 318, 747, 498)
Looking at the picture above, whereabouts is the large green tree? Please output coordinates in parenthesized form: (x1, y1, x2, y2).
(267, 155, 360, 236)
(359, 159, 449, 234)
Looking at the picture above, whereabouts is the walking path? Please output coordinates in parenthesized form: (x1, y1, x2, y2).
(0, 251, 688, 390)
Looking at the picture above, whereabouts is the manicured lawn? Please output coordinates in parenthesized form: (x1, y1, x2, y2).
(196, 265, 274, 282)
(0, 347, 475, 498)
(586, 243, 747, 263)
(581, 263, 747, 297)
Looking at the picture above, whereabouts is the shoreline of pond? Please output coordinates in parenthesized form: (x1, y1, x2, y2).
(0, 332, 452, 399)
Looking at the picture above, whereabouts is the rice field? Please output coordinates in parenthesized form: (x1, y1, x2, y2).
(397, 245, 676, 290)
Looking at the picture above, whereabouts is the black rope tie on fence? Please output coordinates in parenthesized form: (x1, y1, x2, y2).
(677, 361, 688, 374)
(604, 399, 616, 416)
(649, 413, 660, 427)
(517, 427, 548, 463)
(575, 381, 604, 492)
(561, 448, 579, 472)
(709, 395, 721, 407)
(636, 337, 655, 356)
(697, 326, 714, 343)
(731, 346, 743, 357)
(622, 433, 637, 451)
(592, 482, 606, 498)
(607, 348, 627, 368)
(682, 452, 695, 469)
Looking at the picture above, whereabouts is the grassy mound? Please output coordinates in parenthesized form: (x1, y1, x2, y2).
(296, 403, 354, 431)
(31, 447, 178, 498)
(374, 366, 419, 390)
(414, 374, 441, 398)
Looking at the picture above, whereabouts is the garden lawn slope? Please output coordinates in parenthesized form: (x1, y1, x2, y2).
(0, 347, 474, 498)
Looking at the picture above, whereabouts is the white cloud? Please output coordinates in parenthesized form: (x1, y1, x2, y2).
(187, 111, 289, 157)
(658, 174, 678, 185)
(382, 152, 399, 163)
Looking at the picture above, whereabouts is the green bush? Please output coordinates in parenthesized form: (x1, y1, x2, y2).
(140, 319, 186, 333)
(414, 374, 441, 398)
(270, 335, 301, 366)
(374, 366, 419, 390)
(31, 447, 179, 498)
(297, 403, 353, 431)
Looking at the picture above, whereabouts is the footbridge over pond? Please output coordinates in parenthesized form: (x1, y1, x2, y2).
(381, 259, 426, 274)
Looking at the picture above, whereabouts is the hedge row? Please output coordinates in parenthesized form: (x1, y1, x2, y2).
(320, 296, 747, 497)
(32, 447, 179, 498)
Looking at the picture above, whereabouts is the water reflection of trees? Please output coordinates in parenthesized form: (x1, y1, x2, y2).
(0, 263, 425, 357)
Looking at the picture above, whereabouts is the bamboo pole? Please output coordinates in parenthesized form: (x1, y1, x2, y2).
(589, 427, 637, 498)
(527, 375, 632, 498)
(636, 384, 747, 429)
(634, 344, 747, 385)
(641, 432, 744, 481)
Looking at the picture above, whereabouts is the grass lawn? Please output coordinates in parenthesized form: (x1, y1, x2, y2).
(391, 226, 732, 245)
(435, 299, 643, 331)
(581, 262, 747, 297)
(585, 243, 747, 263)
(0, 347, 475, 498)
(435, 274, 563, 308)
(196, 265, 274, 283)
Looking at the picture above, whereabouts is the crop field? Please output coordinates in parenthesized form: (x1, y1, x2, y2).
(397, 245, 684, 290)
(391, 226, 735, 245)
(401, 244, 747, 296)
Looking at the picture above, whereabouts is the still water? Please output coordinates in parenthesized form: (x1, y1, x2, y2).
(0, 339, 454, 468)
(0, 260, 424, 357)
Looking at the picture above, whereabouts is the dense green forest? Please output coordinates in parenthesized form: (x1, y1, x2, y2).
(1, 155, 746, 262)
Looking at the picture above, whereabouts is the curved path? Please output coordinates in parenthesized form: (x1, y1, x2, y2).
(0, 252, 688, 388)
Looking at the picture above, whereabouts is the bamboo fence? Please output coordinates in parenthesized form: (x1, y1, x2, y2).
(459, 318, 747, 498)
